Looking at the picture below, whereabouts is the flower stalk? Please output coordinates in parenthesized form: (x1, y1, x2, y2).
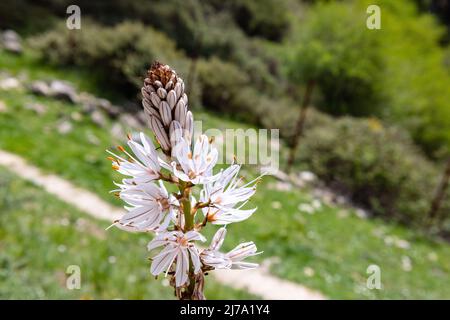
(107, 62, 263, 300)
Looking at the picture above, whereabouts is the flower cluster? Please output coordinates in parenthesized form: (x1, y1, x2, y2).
(108, 62, 262, 300)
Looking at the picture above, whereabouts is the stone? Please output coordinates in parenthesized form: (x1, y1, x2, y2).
(2, 30, 22, 54)
(81, 101, 97, 114)
(29, 81, 51, 96)
(24, 102, 47, 115)
(136, 110, 148, 125)
(298, 171, 317, 183)
(119, 113, 142, 129)
(49, 80, 78, 103)
(70, 112, 83, 121)
(110, 122, 125, 140)
(355, 208, 369, 219)
(57, 120, 73, 135)
(272, 169, 290, 182)
(0, 100, 7, 113)
(86, 132, 100, 145)
(106, 104, 122, 118)
(0, 77, 21, 90)
(97, 98, 121, 118)
(91, 110, 106, 127)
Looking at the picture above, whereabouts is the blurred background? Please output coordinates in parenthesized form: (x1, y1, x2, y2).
(0, 0, 449, 299)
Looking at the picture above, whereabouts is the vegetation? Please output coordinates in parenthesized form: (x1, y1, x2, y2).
(1, 51, 450, 299)
(1, 0, 450, 299)
(298, 117, 450, 227)
(0, 167, 256, 299)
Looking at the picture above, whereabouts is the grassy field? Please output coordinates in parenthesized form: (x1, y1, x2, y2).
(0, 167, 256, 299)
(1, 50, 450, 299)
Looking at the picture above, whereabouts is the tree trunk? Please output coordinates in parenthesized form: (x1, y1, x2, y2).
(187, 57, 198, 98)
(428, 156, 450, 225)
(286, 79, 315, 173)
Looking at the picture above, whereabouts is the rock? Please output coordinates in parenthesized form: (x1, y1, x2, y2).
(24, 103, 47, 115)
(0, 100, 7, 113)
(78, 93, 121, 118)
(49, 80, 78, 103)
(70, 112, 83, 122)
(57, 120, 73, 135)
(97, 98, 121, 117)
(110, 122, 125, 140)
(119, 113, 142, 129)
(0, 77, 21, 90)
(401, 256, 412, 272)
(311, 199, 322, 209)
(136, 110, 148, 125)
(272, 169, 290, 182)
(81, 101, 97, 114)
(395, 239, 410, 250)
(86, 132, 100, 145)
(106, 104, 122, 118)
(355, 208, 369, 219)
(29, 81, 51, 96)
(2, 30, 22, 54)
(267, 181, 292, 192)
(271, 201, 282, 210)
(298, 171, 317, 183)
(90, 110, 106, 127)
(303, 267, 315, 277)
(298, 203, 315, 214)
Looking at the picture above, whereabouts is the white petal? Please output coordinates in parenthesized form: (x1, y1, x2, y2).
(150, 246, 178, 275)
(210, 227, 227, 251)
(188, 246, 202, 274)
(175, 249, 189, 287)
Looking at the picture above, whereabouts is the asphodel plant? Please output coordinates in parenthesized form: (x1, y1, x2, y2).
(107, 62, 263, 300)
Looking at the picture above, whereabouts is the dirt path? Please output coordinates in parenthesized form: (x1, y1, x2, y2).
(0, 149, 326, 300)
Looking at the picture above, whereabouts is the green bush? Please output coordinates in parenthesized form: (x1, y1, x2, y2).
(228, 0, 290, 41)
(372, 0, 450, 157)
(286, 0, 450, 157)
(29, 21, 188, 95)
(197, 57, 299, 139)
(0, 0, 56, 34)
(298, 116, 450, 228)
(285, 2, 384, 117)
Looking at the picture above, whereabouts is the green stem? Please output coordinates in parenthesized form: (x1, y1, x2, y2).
(180, 182, 194, 231)
(178, 181, 197, 299)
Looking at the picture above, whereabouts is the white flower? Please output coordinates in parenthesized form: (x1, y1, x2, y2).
(171, 135, 219, 185)
(112, 181, 177, 232)
(108, 132, 166, 184)
(201, 227, 260, 270)
(148, 230, 206, 287)
(200, 164, 261, 225)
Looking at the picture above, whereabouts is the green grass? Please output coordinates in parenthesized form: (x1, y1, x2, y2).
(0, 167, 257, 299)
(1, 50, 450, 299)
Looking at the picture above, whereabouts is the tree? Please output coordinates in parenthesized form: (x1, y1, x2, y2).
(284, 2, 383, 171)
(428, 157, 450, 227)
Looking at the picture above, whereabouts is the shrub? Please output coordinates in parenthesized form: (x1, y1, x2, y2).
(196, 57, 249, 113)
(228, 0, 290, 41)
(297, 116, 450, 228)
(29, 21, 188, 96)
(197, 57, 299, 139)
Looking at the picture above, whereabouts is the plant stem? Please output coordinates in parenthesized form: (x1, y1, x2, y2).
(178, 181, 197, 299)
(180, 182, 194, 231)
